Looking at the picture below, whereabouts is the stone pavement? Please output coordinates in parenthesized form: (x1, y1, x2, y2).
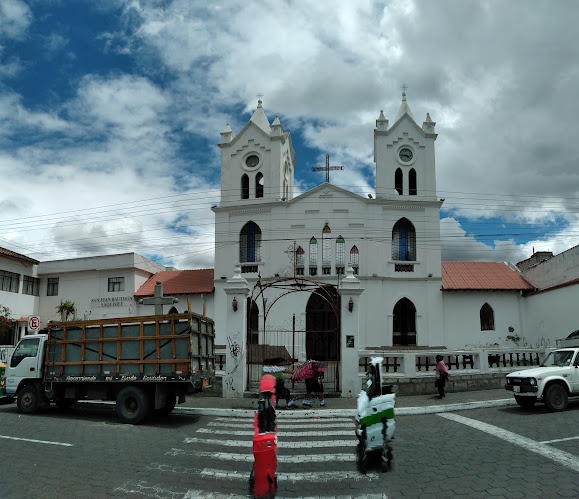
(177, 388, 516, 417)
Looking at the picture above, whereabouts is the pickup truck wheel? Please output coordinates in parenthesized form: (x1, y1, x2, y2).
(514, 395, 537, 408)
(116, 387, 149, 424)
(544, 384, 568, 412)
(17, 385, 39, 414)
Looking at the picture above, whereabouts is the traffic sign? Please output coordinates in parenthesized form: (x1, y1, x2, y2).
(28, 316, 40, 331)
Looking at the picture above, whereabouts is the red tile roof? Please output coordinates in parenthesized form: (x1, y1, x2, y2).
(0, 247, 39, 264)
(441, 262, 534, 291)
(135, 269, 214, 297)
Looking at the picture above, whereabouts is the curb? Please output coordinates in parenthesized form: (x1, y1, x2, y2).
(173, 398, 516, 418)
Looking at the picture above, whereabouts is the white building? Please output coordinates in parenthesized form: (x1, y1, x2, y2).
(2, 92, 578, 396)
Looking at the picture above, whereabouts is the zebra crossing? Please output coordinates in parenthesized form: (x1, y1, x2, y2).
(174, 414, 387, 497)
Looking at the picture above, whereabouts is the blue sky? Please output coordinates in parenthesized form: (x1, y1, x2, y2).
(1, 0, 578, 269)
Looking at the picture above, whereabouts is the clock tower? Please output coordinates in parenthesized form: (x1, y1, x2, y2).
(374, 91, 438, 201)
(218, 100, 296, 207)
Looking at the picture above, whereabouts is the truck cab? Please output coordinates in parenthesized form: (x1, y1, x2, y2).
(3, 334, 47, 412)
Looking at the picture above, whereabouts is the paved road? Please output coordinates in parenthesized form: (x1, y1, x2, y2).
(0, 400, 578, 498)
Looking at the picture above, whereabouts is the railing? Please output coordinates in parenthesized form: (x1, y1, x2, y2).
(358, 347, 552, 378)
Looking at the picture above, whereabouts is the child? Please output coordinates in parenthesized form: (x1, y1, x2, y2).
(262, 357, 295, 408)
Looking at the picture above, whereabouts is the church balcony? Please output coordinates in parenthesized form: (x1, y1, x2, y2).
(241, 263, 261, 274)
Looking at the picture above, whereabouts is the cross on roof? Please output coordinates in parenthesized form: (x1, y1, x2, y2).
(312, 154, 344, 183)
(401, 82, 408, 93)
(138, 280, 179, 315)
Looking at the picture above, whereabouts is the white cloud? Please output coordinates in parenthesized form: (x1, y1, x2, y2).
(0, 0, 31, 39)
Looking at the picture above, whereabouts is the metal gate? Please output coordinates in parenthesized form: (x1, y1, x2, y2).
(246, 276, 341, 394)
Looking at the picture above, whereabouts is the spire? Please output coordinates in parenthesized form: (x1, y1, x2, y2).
(422, 112, 436, 134)
(376, 109, 388, 131)
(250, 99, 271, 134)
(394, 90, 415, 123)
(220, 123, 234, 143)
(271, 114, 284, 136)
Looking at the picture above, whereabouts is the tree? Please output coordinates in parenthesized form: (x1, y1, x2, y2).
(56, 300, 76, 321)
(0, 305, 14, 344)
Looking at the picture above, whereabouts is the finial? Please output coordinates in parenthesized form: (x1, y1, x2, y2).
(379, 110, 385, 119)
(256, 92, 264, 107)
(425, 113, 432, 122)
(401, 83, 408, 97)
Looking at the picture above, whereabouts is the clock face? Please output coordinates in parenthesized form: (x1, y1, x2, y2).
(245, 155, 260, 168)
(399, 148, 413, 162)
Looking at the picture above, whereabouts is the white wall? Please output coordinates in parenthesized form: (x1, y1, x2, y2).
(0, 256, 39, 324)
(522, 244, 579, 288)
(521, 282, 579, 345)
(442, 291, 525, 349)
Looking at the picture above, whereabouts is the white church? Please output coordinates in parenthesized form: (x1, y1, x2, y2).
(2, 92, 578, 396)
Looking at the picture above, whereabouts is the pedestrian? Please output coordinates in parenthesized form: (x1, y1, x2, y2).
(292, 360, 325, 407)
(435, 355, 450, 399)
(262, 357, 296, 408)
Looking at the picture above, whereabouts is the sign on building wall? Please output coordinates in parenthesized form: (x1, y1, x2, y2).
(91, 297, 134, 308)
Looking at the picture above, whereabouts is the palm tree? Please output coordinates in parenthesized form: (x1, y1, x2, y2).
(56, 300, 76, 321)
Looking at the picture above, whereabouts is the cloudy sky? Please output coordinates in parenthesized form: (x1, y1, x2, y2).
(1, 0, 578, 270)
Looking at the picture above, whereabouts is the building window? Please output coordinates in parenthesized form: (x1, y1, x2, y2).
(108, 277, 125, 292)
(309, 267, 317, 276)
(240, 221, 262, 263)
(296, 267, 304, 276)
(392, 218, 416, 261)
(395, 168, 403, 195)
(295, 246, 305, 267)
(241, 174, 249, 199)
(22, 276, 40, 296)
(336, 236, 345, 265)
(350, 246, 359, 274)
(480, 303, 495, 331)
(309, 237, 318, 266)
(393, 297, 416, 346)
(256, 173, 264, 198)
(47, 277, 59, 296)
(322, 224, 331, 265)
(409, 168, 417, 195)
(0, 270, 20, 293)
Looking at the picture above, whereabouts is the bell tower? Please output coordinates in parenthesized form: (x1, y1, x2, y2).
(374, 91, 438, 201)
(218, 100, 296, 207)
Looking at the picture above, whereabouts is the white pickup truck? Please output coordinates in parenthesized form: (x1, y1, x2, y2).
(505, 348, 579, 411)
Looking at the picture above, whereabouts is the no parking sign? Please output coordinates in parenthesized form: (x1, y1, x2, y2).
(28, 316, 40, 332)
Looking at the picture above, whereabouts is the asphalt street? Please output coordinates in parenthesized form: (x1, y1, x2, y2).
(0, 394, 578, 498)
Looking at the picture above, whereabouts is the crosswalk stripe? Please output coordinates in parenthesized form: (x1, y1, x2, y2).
(199, 468, 376, 482)
(184, 437, 356, 448)
(214, 416, 354, 424)
(167, 449, 356, 463)
(208, 421, 354, 429)
(196, 427, 353, 437)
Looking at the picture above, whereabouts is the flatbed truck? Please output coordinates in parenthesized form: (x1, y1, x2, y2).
(2, 311, 215, 423)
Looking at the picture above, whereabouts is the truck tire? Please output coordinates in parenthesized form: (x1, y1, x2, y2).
(514, 395, 537, 408)
(17, 385, 40, 414)
(116, 387, 149, 424)
(544, 384, 568, 412)
(156, 394, 177, 417)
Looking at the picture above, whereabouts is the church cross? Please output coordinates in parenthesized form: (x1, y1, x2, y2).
(138, 280, 178, 315)
(312, 154, 344, 183)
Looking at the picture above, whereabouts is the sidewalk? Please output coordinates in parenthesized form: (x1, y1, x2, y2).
(176, 388, 516, 418)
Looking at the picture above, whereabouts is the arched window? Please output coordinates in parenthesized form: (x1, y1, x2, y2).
(322, 224, 331, 274)
(395, 168, 403, 195)
(409, 168, 417, 196)
(240, 221, 261, 263)
(350, 246, 359, 271)
(480, 303, 495, 331)
(241, 174, 249, 199)
(309, 237, 318, 276)
(392, 218, 416, 261)
(256, 173, 264, 198)
(336, 236, 345, 274)
(295, 246, 305, 275)
(393, 298, 416, 346)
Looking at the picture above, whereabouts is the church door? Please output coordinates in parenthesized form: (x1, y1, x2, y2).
(305, 286, 339, 361)
(393, 298, 416, 346)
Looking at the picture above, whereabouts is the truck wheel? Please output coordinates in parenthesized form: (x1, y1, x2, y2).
(156, 394, 177, 417)
(544, 384, 568, 412)
(514, 395, 537, 408)
(116, 387, 149, 424)
(17, 385, 39, 414)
